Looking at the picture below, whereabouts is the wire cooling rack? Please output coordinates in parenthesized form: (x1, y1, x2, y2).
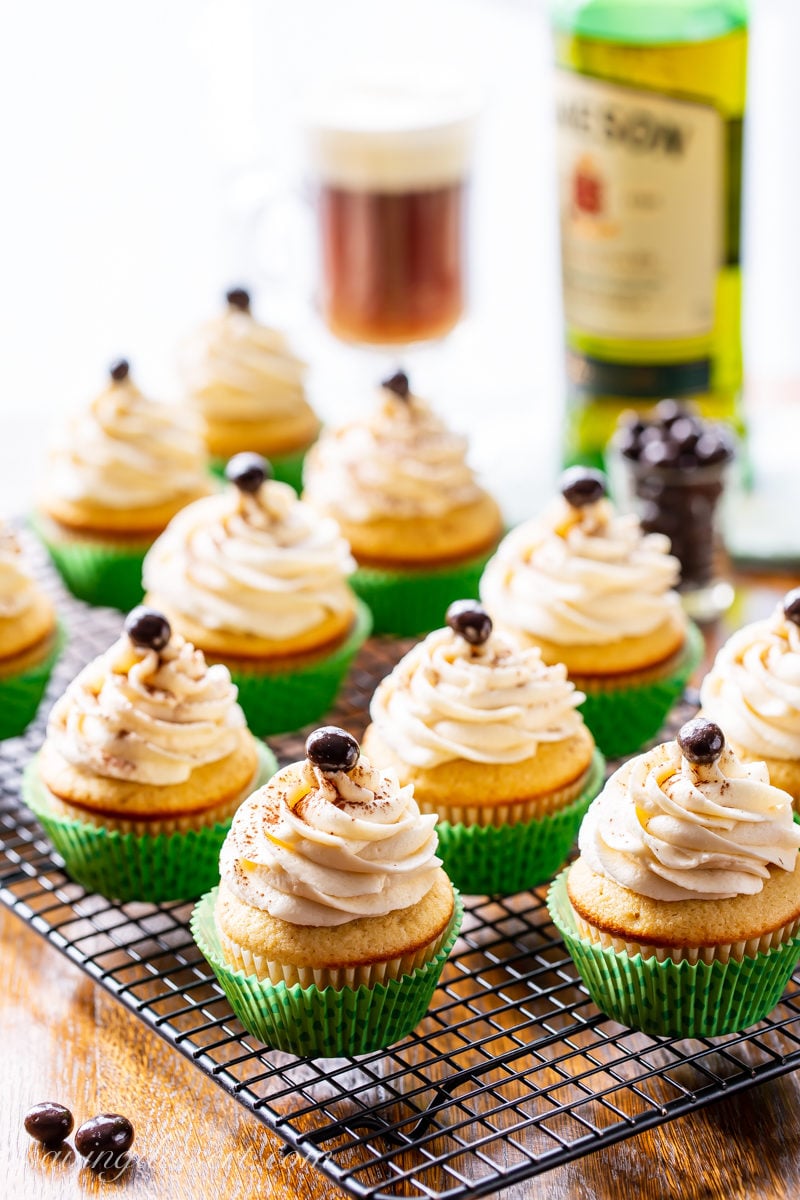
(5, 560, 800, 1199)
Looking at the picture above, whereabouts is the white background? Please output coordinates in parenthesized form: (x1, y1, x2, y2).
(0, 0, 797, 522)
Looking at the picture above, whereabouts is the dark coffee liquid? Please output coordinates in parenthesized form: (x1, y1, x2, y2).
(318, 181, 466, 345)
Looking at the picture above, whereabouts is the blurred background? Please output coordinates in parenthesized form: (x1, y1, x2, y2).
(1, 0, 798, 524)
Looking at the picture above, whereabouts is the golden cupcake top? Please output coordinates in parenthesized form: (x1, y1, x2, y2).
(579, 718, 800, 902)
(43, 359, 210, 511)
(180, 287, 309, 423)
(142, 453, 355, 641)
(219, 727, 441, 927)
(0, 524, 41, 619)
(480, 467, 682, 646)
(302, 369, 485, 523)
(46, 608, 246, 786)
(369, 601, 586, 768)
(700, 589, 800, 763)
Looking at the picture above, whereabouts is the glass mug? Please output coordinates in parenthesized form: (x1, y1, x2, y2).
(304, 80, 479, 346)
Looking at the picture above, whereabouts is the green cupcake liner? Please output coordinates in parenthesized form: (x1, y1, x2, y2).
(548, 869, 800, 1038)
(435, 749, 605, 897)
(22, 742, 277, 903)
(577, 621, 704, 760)
(351, 548, 497, 638)
(227, 599, 372, 736)
(210, 447, 309, 494)
(0, 623, 66, 741)
(30, 514, 148, 612)
(191, 887, 463, 1056)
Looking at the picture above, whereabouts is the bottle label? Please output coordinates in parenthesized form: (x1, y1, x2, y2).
(555, 69, 723, 342)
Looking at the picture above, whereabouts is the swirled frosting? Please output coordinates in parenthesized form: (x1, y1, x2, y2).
(579, 740, 800, 901)
(47, 632, 246, 785)
(369, 626, 586, 767)
(181, 307, 308, 422)
(219, 756, 441, 926)
(302, 384, 483, 522)
(142, 481, 355, 640)
(0, 526, 39, 619)
(480, 497, 681, 645)
(700, 608, 800, 762)
(47, 374, 209, 509)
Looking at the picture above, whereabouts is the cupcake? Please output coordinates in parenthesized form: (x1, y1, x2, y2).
(548, 719, 800, 1037)
(23, 607, 276, 902)
(142, 453, 370, 736)
(700, 589, 800, 809)
(362, 601, 604, 895)
(302, 370, 503, 636)
(180, 286, 320, 490)
(480, 467, 702, 757)
(0, 524, 63, 739)
(33, 359, 212, 611)
(191, 726, 462, 1056)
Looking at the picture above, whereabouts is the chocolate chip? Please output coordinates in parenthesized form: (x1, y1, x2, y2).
(225, 452, 272, 493)
(560, 467, 607, 508)
(678, 718, 725, 765)
(446, 600, 493, 646)
(225, 286, 251, 312)
(74, 1115, 134, 1163)
(24, 1103, 74, 1147)
(784, 588, 800, 627)
(124, 606, 171, 652)
(109, 359, 130, 383)
(381, 370, 410, 400)
(305, 726, 360, 774)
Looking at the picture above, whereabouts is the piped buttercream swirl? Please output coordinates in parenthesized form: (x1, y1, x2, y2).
(480, 497, 681, 645)
(0, 526, 39, 619)
(369, 626, 586, 768)
(219, 756, 441, 926)
(579, 740, 800, 901)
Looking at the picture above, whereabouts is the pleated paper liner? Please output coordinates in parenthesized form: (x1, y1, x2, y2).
(434, 749, 605, 896)
(350, 548, 495, 638)
(227, 599, 372, 736)
(547, 869, 800, 1038)
(22, 742, 277, 903)
(575, 621, 704, 759)
(210, 447, 309, 494)
(0, 623, 66, 740)
(30, 514, 148, 612)
(191, 887, 464, 1056)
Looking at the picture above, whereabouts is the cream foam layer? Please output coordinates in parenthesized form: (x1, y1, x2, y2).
(579, 741, 800, 902)
(143, 482, 355, 641)
(47, 634, 246, 786)
(0, 526, 39, 619)
(369, 626, 586, 768)
(181, 309, 308, 423)
(303, 389, 483, 523)
(47, 378, 209, 509)
(219, 756, 441, 926)
(480, 498, 682, 646)
(701, 610, 800, 761)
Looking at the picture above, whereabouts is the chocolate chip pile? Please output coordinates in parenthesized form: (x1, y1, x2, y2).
(615, 401, 735, 590)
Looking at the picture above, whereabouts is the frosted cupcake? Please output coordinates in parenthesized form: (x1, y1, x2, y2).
(302, 370, 503, 635)
(0, 524, 63, 739)
(181, 287, 320, 490)
(481, 468, 702, 757)
(362, 601, 604, 895)
(143, 453, 370, 735)
(548, 719, 800, 1036)
(700, 589, 800, 809)
(191, 726, 462, 1055)
(34, 359, 211, 610)
(24, 607, 276, 901)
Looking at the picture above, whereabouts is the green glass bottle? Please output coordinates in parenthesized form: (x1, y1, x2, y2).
(552, 0, 748, 467)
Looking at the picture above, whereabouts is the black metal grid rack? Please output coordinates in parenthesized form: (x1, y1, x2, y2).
(4, 568, 800, 1199)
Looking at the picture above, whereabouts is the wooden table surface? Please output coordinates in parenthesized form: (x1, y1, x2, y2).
(3, 571, 800, 1200)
